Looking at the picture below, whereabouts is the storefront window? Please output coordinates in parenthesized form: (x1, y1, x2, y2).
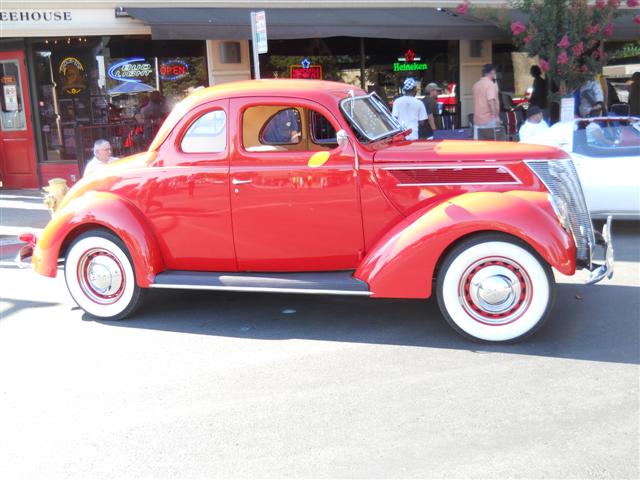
(31, 37, 207, 167)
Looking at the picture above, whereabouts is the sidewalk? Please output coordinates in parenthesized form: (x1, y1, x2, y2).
(0, 189, 51, 257)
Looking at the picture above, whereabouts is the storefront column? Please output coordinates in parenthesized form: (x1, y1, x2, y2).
(205, 40, 251, 86)
(459, 39, 492, 127)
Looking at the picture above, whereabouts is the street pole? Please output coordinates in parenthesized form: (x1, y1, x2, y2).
(250, 11, 261, 80)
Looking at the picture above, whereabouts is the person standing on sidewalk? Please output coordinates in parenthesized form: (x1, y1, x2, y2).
(472, 64, 501, 140)
(84, 139, 118, 176)
(421, 82, 441, 139)
(392, 77, 427, 141)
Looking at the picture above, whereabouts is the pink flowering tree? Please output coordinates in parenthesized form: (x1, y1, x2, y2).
(457, 0, 636, 97)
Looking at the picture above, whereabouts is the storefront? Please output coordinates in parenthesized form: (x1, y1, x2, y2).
(0, 8, 209, 188)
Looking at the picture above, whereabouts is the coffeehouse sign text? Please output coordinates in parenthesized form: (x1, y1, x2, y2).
(0, 9, 150, 37)
(0, 10, 72, 22)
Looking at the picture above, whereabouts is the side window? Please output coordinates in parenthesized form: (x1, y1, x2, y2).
(310, 110, 337, 146)
(260, 108, 302, 145)
(181, 110, 226, 153)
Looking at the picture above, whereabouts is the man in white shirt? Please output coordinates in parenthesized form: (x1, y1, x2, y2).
(518, 106, 550, 143)
(391, 77, 427, 141)
(84, 139, 118, 176)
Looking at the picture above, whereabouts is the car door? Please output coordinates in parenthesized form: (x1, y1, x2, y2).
(229, 97, 364, 271)
(145, 99, 236, 271)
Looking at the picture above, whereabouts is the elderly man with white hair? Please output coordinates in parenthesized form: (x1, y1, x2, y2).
(84, 139, 118, 176)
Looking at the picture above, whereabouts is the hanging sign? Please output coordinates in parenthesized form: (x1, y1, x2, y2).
(108, 58, 153, 83)
(159, 59, 190, 81)
(253, 11, 268, 54)
(393, 50, 429, 72)
(290, 64, 322, 79)
(58, 57, 85, 95)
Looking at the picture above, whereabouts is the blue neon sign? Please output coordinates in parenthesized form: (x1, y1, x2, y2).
(108, 58, 153, 83)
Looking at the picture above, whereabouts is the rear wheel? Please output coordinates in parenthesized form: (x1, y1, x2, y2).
(64, 230, 145, 320)
(436, 234, 555, 343)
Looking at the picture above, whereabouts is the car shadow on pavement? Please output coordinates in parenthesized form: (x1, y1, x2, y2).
(91, 282, 640, 366)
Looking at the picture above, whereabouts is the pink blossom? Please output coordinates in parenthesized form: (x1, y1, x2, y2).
(572, 42, 585, 57)
(557, 34, 570, 49)
(539, 59, 550, 72)
(608, 0, 620, 7)
(592, 49, 601, 59)
(511, 21, 527, 36)
(635, 14, 640, 24)
(579, 65, 588, 73)
(596, 0, 606, 8)
(455, 2, 469, 14)
(557, 51, 569, 65)
(603, 22, 614, 37)
(585, 24, 600, 35)
(523, 35, 532, 44)
(627, 0, 640, 7)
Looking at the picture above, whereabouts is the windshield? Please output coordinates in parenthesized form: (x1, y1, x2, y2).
(573, 118, 640, 158)
(340, 94, 402, 142)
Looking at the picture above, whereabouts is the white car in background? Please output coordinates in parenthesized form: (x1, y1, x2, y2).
(523, 117, 640, 219)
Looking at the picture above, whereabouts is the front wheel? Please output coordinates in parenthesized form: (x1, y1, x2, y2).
(436, 234, 555, 343)
(64, 230, 146, 320)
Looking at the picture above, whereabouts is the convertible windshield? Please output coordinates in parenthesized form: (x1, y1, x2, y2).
(340, 94, 402, 142)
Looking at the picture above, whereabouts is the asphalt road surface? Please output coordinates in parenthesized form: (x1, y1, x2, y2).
(1, 222, 638, 479)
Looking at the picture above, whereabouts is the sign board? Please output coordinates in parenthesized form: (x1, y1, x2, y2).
(0, 9, 149, 36)
(393, 49, 429, 72)
(107, 58, 153, 83)
(253, 11, 268, 54)
(290, 65, 323, 80)
(159, 59, 190, 81)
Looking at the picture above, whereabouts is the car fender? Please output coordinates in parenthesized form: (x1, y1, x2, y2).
(32, 191, 163, 287)
(355, 190, 576, 299)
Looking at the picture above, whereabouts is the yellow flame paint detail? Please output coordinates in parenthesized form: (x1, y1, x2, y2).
(308, 151, 330, 168)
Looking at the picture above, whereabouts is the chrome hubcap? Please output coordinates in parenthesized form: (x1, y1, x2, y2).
(469, 266, 521, 315)
(459, 258, 531, 325)
(78, 249, 125, 304)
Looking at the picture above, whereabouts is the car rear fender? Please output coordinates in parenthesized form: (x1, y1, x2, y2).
(32, 191, 163, 287)
(355, 190, 576, 298)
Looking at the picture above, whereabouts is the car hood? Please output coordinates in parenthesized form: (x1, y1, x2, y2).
(373, 139, 568, 163)
(57, 151, 157, 212)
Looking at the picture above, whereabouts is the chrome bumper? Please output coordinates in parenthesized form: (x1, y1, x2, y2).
(586, 216, 614, 285)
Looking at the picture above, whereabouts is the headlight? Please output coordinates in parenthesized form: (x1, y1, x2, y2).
(548, 193, 571, 231)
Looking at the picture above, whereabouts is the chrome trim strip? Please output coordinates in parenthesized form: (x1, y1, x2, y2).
(395, 181, 521, 187)
(382, 164, 521, 186)
(149, 284, 373, 296)
(586, 216, 614, 284)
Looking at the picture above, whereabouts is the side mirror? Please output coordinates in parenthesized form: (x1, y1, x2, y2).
(336, 129, 349, 148)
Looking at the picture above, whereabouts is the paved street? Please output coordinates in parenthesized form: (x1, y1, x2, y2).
(0, 221, 638, 479)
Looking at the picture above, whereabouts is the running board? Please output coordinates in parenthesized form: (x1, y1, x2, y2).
(151, 270, 372, 296)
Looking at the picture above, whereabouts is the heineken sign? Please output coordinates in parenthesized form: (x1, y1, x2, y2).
(393, 62, 429, 72)
(393, 49, 429, 72)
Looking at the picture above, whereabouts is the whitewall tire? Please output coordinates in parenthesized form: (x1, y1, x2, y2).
(436, 234, 555, 343)
(64, 230, 145, 320)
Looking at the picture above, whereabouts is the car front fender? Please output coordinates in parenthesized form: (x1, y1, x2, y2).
(355, 190, 576, 299)
(32, 191, 163, 287)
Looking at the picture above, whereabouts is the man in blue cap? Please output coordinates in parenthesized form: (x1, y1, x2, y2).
(391, 77, 427, 141)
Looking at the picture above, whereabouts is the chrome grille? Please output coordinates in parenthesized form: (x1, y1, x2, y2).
(526, 159, 595, 263)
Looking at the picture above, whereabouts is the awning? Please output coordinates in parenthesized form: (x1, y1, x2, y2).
(124, 7, 509, 41)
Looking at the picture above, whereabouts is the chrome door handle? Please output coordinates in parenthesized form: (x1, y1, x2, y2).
(232, 178, 252, 185)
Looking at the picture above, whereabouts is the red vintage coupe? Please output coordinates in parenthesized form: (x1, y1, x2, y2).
(22, 80, 614, 343)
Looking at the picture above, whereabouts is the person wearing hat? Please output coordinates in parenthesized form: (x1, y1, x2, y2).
(421, 82, 442, 139)
(391, 77, 427, 141)
(518, 105, 550, 143)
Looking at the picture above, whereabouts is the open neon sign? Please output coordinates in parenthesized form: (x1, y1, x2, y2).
(159, 59, 190, 81)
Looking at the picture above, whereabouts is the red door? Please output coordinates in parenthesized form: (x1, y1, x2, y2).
(0, 51, 38, 188)
(229, 97, 364, 272)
